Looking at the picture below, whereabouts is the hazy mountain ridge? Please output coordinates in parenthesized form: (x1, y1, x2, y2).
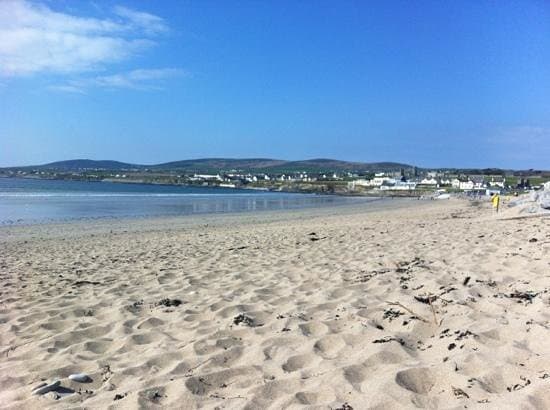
(278, 159, 408, 172)
(31, 159, 139, 171)
(5, 158, 414, 173)
(154, 158, 288, 171)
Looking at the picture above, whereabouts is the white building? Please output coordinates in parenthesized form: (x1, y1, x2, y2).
(354, 176, 394, 187)
(452, 178, 480, 190)
(193, 174, 223, 181)
(373, 177, 394, 186)
(488, 178, 505, 188)
(419, 178, 438, 186)
(379, 181, 417, 190)
(460, 181, 474, 190)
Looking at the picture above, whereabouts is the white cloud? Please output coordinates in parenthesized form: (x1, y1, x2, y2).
(47, 84, 86, 94)
(113, 6, 168, 35)
(0, 0, 168, 76)
(50, 68, 186, 92)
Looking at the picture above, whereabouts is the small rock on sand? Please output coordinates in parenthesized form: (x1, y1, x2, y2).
(69, 373, 92, 383)
(32, 380, 60, 395)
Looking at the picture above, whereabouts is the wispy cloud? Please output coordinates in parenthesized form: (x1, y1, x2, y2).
(47, 84, 87, 94)
(113, 6, 168, 35)
(0, 1, 170, 77)
(50, 68, 186, 93)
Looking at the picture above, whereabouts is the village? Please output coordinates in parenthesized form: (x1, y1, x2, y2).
(3, 165, 548, 197)
(188, 169, 545, 196)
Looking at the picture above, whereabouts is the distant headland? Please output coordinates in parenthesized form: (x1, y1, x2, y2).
(1, 158, 549, 197)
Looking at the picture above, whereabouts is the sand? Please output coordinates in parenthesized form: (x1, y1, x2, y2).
(1, 199, 549, 409)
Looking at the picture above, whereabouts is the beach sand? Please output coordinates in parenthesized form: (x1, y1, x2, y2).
(1, 199, 549, 409)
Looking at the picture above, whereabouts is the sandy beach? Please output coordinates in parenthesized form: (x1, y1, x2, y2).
(1, 199, 549, 409)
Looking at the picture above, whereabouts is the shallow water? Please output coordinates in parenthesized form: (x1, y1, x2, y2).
(0, 178, 371, 224)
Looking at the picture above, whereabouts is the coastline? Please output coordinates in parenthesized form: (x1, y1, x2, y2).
(2, 198, 549, 408)
(0, 197, 414, 241)
(0, 177, 381, 227)
(0, 175, 431, 198)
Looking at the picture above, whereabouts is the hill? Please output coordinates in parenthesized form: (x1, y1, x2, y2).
(152, 158, 287, 172)
(267, 159, 411, 173)
(3, 158, 413, 173)
(29, 159, 141, 171)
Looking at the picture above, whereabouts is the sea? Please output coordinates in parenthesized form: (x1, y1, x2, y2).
(0, 178, 372, 225)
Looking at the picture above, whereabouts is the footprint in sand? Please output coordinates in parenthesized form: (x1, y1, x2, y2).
(282, 353, 319, 372)
(299, 321, 329, 337)
(130, 332, 158, 345)
(478, 370, 508, 394)
(295, 389, 336, 405)
(364, 349, 408, 367)
(313, 334, 346, 359)
(185, 367, 259, 396)
(83, 339, 112, 354)
(343, 364, 368, 387)
(395, 367, 437, 394)
(136, 317, 165, 330)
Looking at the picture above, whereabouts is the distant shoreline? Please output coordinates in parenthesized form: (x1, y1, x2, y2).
(0, 177, 387, 227)
(0, 175, 428, 198)
(0, 196, 422, 239)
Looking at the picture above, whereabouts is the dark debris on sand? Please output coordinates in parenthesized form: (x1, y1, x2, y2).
(506, 376, 531, 392)
(73, 280, 101, 287)
(353, 268, 390, 283)
(494, 291, 539, 304)
(113, 393, 127, 401)
(228, 246, 248, 251)
(307, 232, 328, 242)
(508, 291, 538, 303)
(126, 300, 144, 313)
(452, 386, 470, 399)
(233, 314, 262, 327)
(334, 403, 354, 410)
(395, 257, 428, 273)
(383, 308, 405, 322)
(372, 336, 406, 346)
(414, 294, 438, 304)
(156, 298, 183, 308)
(310, 236, 327, 242)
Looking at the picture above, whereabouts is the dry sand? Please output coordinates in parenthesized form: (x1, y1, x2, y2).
(1, 199, 549, 409)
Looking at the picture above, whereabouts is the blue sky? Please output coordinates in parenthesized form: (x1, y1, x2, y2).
(1, 0, 549, 168)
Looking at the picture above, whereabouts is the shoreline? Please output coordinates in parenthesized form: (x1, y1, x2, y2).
(0, 197, 420, 242)
(0, 177, 389, 228)
(0, 175, 434, 198)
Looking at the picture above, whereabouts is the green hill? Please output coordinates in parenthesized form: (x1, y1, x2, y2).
(3, 158, 413, 173)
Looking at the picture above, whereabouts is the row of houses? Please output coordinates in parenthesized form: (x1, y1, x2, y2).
(189, 172, 342, 185)
(183, 171, 510, 194)
(350, 174, 506, 192)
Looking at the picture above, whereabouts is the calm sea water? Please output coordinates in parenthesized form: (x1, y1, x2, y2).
(0, 178, 370, 225)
